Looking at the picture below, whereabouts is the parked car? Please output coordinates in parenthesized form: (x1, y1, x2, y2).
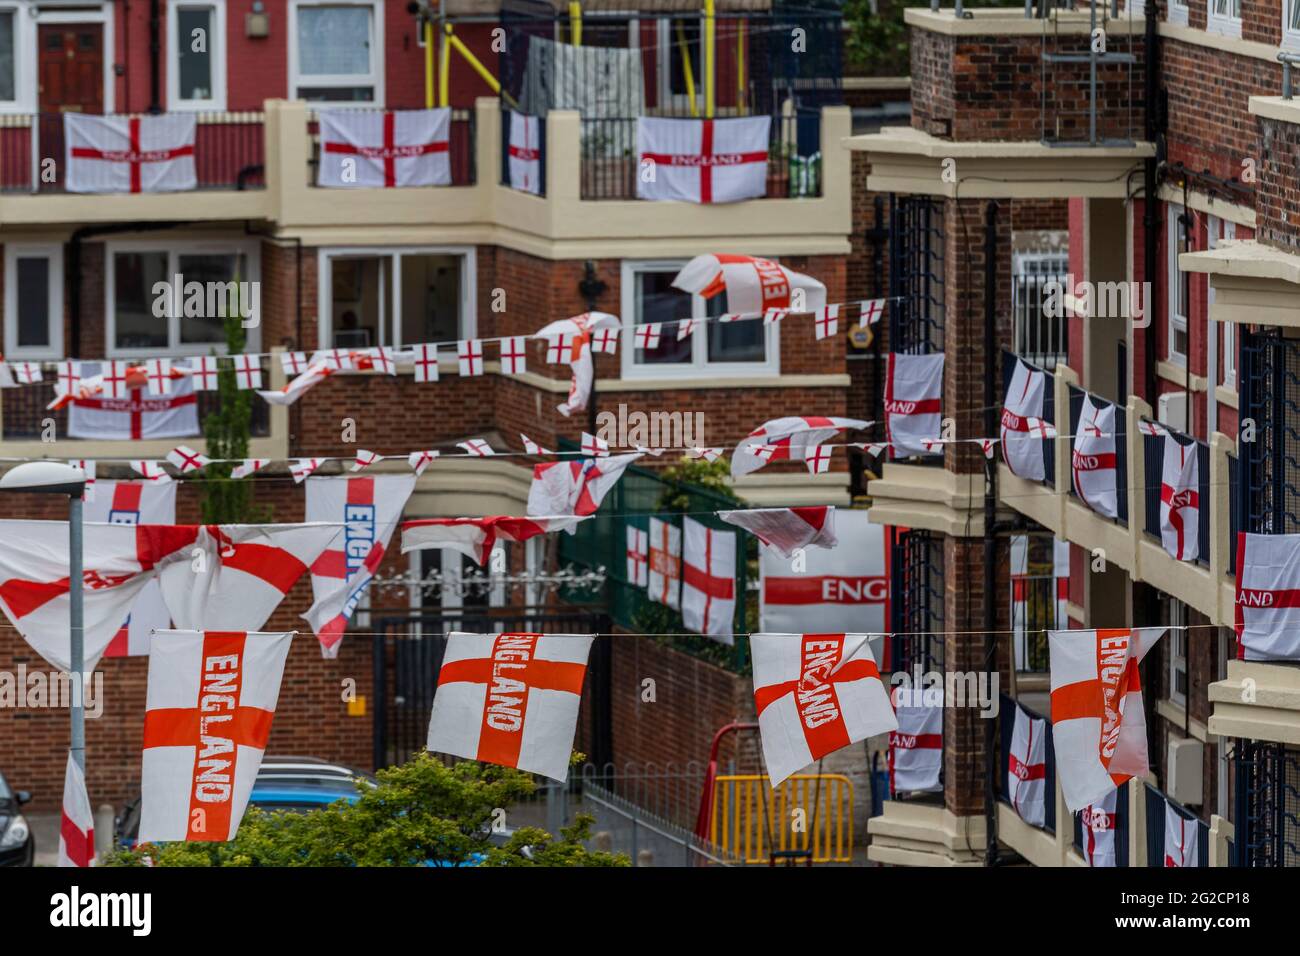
(0, 771, 33, 867)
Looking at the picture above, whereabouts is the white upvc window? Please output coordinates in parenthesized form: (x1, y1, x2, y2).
(1207, 0, 1242, 39)
(289, 0, 384, 106)
(105, 238, 261, 357)
(317, 247, 476, 350)
(619, 259, 779, 379)
(1168, 0, 1189, 27)
(0, 4, 36, 114)
(1167, 205, 1189, 367)
(1285, 0, 1300, 53)
(168, 1, 227, 111)
(4, 244, 63, 360)
(1169, 600, 1188, 708)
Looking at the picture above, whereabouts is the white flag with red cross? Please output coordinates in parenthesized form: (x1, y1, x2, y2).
(681, 518, 736, 644)
(885, 352, 944, 458)
(888, 687, 943, 795)
(1010, 534, 1030, 666)
(647, 516, 682, 610)
(426, 632, 593, 782)
(534, 312, 621, 417)
(1234, 532, 1300, 660)
(507, 109, 542, 195)
(637, 116, 770, 204)
(1054, 537, 1071, 629)
(1002, 357, 1049, 480)
(258, 360, 335, 406)
(317, 108, 451, 188)
(68, 365, 199, 440)
(58, 753, 95, 867)
(759, 509, 887, 635)
(672, 253, 826, 315)
(730, 416, 868, 479)
(138, 629, 294, 843)
(626, 525, 648, 587)
(87, 479, 177, 659)
(1049, 627, 1164, 811)
(499, 336, 528, 375)
(303, 475, 416, 659)
(66, 113, 196, 194)
(401, 515, 589, 568)
(717, 506, 836, 559)
(526, 453, 640, 517)
(1160, 433, 1200, 561)
(1008, 703, 1047, 826)
(1164, 800, 1200, 867)
(751, 633, 896, 787)
(1081, 789, 1118, 867)
(1072, 394, 1119, 519)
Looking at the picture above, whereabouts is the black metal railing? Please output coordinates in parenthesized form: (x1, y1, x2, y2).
(1067, 385, 1127, 521)
(1232, 739, 1300, 867)
(1239, 327, 1300, 535)
(1012, 252, 1069, 369)
(889, 528, 944, 675)
(889, 194, 945, 355)
(1144, 783, 1211, 867)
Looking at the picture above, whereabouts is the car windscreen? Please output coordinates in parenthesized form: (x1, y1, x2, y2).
(0, 774, 11, 799)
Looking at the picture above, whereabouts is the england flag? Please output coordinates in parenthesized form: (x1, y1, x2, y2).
(58, 753, 95, 867)
(66, 113, 196, 194)
(526, 453, 640, 517)
(1072, 394, 1119, 518)
(1159, 433, 1200, 561)
(885, 353, 944, 458)
(888, 687, 943, 795)
(680, 518, 736, 644)
(1007, 703, 1047, 826)
(67, 366, 199, 440)
(647, 516, 682, 610)
(637, 116, 770, 204)
(626, 525, 648, 587)
(1080, 789, 1118, 867)
(1001, 358, 1049, 480)
(317, 108, 451, 188)
(1164, 800, 1200, 867)
(717, 506, 836, 558)
(507, 109, 542, 194)
(400, 515, 589, 567)
(1234, 532, 1300, 660)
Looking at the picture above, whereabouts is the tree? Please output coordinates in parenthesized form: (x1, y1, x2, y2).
(201, 297, 268, 523)
(102, 752, 629, 867)
(846, 0, 1027, 77)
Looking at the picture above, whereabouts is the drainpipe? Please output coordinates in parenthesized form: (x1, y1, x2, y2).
(149, 0, 162, 114)
(1142, 1, 1159, 407)
(983, 200, 1000, 866)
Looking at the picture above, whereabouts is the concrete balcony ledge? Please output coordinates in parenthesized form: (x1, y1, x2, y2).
(846, 126, 1155, 199)
(1209, 659, 1300, 745)
(866, 801, 984, 867)
(904, 7, 1144, 36)
(866, 461, 985, 536)
(1181, 240, 1300, 327)
(1249, 95, 1300, 127)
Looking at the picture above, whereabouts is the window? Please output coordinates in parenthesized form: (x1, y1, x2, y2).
(318, 247, 475, 350)
(290, 0, 383, 105)
(1012, 246, 1069, 369)
(0, 5, 36, 112)
(1168, 600, 1188, 708)
(658, 17, 703, 109)
(1168, 0, 1189, 26)
(105, 240, 260, 356)
(409, 548, 506, 613)
(1167, 205, 1189, 366)
(1207, 0, 1242, 38)
(0, 9, 13, 102)
(168, 2, 226, 110)
(620, 260, 778, 379)
(4, 245, 63, 359)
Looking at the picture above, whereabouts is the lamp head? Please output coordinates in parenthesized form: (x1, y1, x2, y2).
(0, 461, 87, 497)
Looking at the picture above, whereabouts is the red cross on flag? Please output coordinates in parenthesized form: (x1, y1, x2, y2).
(145, 358, 173, 396)
(888, 687, 943, 795)
(457, 339, 484, 377)
(350, 449, 382, 471)
(138, 629, 293, 843)
(233, 354, 263, 390)
(291, 458, 327, 483)
(408, 449, 440, 476)
(499, 336, 527, 375)
(673, 254, 826, 315)
(580, 431, 609, 457)
(717, 506, 837, 559)
(626, 525, 648, 587)
(58, 753, 94, 867)
(857, 298, 886, 327)
(303, 475, 416, 658)
(166, 445, 211, 474)
(317, 108, 451, 189)
(591, 327, 618, 354)
(1081, 789, 1117, 867)
(413, 343, 441, 382)
(280, 351, 308, 377)
(11, 361, 41, 384)
(1234, 532, 1300, 660)
(457, 439, 494, 457)
(1054, 537, 1071, 629)
(57, 361, 82, 397)
(189, 356, 220, 391)
(759, 509, 886, 634)
(426, 632, 593, 781)
(731, 415, 869, 479)
(1160, 433, 1199, 561)
(230, 458, 270, 480)
(1008, 704, 1047, 826)
(526, 454, 641, 517)
(813, 305, 840, 341)
(317, 348, 354, 371)
(676, 318, 697, 341)
(88, 480, 176, 659)
(686, 447, 722, 463)
(507, 109, 541, 195)
(1072, 394, 1119, 518)
(751, 633, 896, 786)
(804, 444, 833, 474)
(681, 518, 736, 643)
(885, 352, 944, 458)
(1049, 627, 1164, 811)
(131, 460, 173, 483)
(635, 323, 661, 350)
(636, 116, 771, 204)
(1164, 800, 1200, 867)
(534, 312, 621, 417)
(258, 360, 335, 406)
(647, 517, 682, 610)
(67, 365, 199, 440)
(66, 113, 196, 194)
(402, 515, 589, 568)
(521, 434, 552, 456)
(103, 361, 130, 399)
(1002, 357, 1048, 480)
(1010, 534, 1031, 668)
(764, 307, 788, 325)
(367, 347, 396, 376)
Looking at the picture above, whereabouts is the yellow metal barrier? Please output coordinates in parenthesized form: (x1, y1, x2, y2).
(710, 774, 854, 864)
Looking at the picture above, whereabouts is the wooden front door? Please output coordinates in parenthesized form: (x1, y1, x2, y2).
(37, 24, 103, 191)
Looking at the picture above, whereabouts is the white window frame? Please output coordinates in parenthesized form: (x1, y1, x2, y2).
(1209, 218, 1237, 387)
(316, 246, 476, 351)
(167, 0, 227, 111)
(1167, 0, 1189, 27)
(1169, 606, 1188, 709)
(0, 3, 37, 114)
(656, 16, 705, 111)
(1167, 205, 1189, 368)
(104, 238, 262, 358)
(32, 5, 116, 114)
(1206, 0, 1242, 39)
(1286, 0, 1300, 56)
(4, 243, 63, 359)
(288, 0, 384, 108)
(619, 259, 780, 380)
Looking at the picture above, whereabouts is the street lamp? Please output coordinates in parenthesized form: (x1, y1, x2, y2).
(0, 462, 87, 770)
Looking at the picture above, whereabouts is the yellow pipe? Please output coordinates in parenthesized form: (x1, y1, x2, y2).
(569, 1, 582, 45)
(737, 20, 746, 115)
(445, 27, 520, 109)
(438, 25, 450, 107)
(704, 0, 715, 119)
(675, 21, 698, 118)
(424, 19, 434, 109)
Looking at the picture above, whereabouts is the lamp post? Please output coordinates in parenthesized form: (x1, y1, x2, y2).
(0, 462, 88, 769)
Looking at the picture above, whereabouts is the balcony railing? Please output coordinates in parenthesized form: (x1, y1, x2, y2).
(0, 112, 265, 194)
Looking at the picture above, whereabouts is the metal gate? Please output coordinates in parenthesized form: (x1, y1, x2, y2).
(888, 194, 945, 354)
(1238, 328, 1300, 535)
(1233, 739, 1300, 867)
(371, 609, 611, 770)
(890, 529, 944, 674)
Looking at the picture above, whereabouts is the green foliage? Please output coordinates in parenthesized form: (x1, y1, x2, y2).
(101, 752, 629, 868)
(845, 0, 1028, 77)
